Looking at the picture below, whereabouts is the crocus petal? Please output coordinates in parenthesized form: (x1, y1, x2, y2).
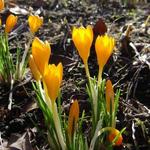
(43, 63, 63, 102)
(68, 100, 79, 139)
(28, 15, 43, 34)
(0, 0, 4, 11)
(5, 14, 18, 33)
(72, 25, 93, 64)
(32, 37, 51, 76)
(29, 55, 41, 81)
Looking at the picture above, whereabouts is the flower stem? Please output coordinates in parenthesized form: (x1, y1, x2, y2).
(52, 102, 66, 150)
(84, 61, 90, 79)
(19, 33, 33, 79)
(98, 67, 103, 85)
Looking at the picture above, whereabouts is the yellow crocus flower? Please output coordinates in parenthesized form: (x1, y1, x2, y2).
(43, 63, 63, 102)
(29, 55, 41, 81)
(95, 35, 115, 83)
(5, 14, 18, 33)
(106, 80, 114, 113)
(32, 37, 51, 76)
(72, 25, 93, 64)
(107, 128, 123, 146)
(0, 0, 4, 11)
(28, 15, 43, 34)
(67, 100, 79, 140)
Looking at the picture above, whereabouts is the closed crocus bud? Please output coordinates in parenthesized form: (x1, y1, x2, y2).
(29, 55, 41, 81)
(32, 37, 51, 76)
(43, 63, 63, 103)
(95, 35, 115, 83)
(106, 80, 114, 113)
(107, 128, 123, 146)
(72, 25, 93, 64)
(28, 15, 43, 34)
(0, 0, 4, 11)
(68, 100, 79, 139)
(5, 14, 18, 33)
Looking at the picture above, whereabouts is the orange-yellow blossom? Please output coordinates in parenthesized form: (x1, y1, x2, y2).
(29, 55, 41, 81)
(28, 15, 43, 34)
(32, 37, 51, 76)
(43, 63, 63, 102)
(107, 128, 123, 146)
(106, 80, 114, 113)
(95, 34, 115, 71)
(72, 25, 93, 64)
(0, 0, 4, 11)
(5, 14, 18, 33)
(68, 100, 79, 139)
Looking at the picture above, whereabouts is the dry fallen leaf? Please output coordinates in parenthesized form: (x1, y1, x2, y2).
(10, 6, 29, 15)
(7, 132, 33, 150)
(22, 99, 38, 113)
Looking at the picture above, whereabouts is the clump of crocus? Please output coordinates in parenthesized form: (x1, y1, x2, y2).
(31, 37, 51, 76)
(28, 22, 124, 150)
(5, 14, 18, 33)
(72, 25, 93, 78)
(107, 128, 123, 146)
(106, 80, 114, 114)
(95, 35, 115, 83)
(43, 63, 63, 103)
(68, 100, 79, 141)
(28, 15, 43, 34)
(0, 0, 4, 11)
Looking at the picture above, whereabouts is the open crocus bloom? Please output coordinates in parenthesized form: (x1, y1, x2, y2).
(5, 14, 18, 33)
(72, 25, 93, 64)
(43, 63, 63, 103)
(28, 15, 43, 34)
(32, 37, 51, 76)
